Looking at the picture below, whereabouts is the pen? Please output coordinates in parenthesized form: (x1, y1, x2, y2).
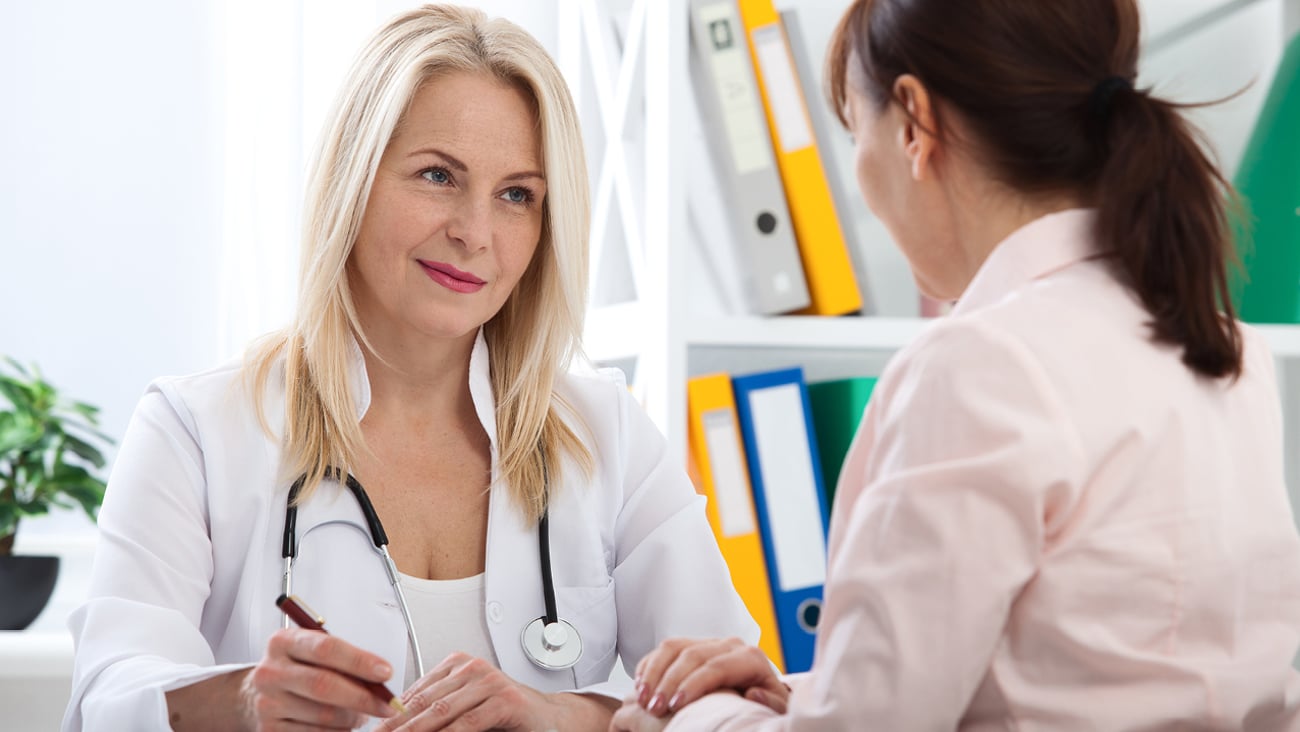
(275, 593, 409, 715)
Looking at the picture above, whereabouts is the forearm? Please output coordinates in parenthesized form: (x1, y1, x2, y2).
(164, 668, 252, 732)
(547, 691, 620, 730)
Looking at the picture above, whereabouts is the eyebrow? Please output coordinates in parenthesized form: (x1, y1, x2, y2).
(408, 147, 545, 183)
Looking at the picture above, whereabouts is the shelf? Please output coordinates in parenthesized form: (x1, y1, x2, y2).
(685, 315, 930, 352)
(1258, 324, 1300, 358)
(681, 316, 1300, 359)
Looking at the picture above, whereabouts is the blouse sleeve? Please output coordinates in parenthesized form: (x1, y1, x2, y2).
(668, 318, 1085, 730)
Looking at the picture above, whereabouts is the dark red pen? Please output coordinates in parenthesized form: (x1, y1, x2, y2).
(275, 593, 408, 714)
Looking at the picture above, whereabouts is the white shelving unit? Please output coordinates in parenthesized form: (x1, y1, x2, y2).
(573, 0, 1300, 498)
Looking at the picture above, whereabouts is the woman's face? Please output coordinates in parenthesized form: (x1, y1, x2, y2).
(350, 71, 546, 346)
(843, 61, 962, 301)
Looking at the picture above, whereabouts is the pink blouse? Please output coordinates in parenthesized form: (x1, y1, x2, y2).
(669, 209, 1300, 730)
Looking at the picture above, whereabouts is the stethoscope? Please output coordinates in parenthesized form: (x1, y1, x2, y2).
(280, 467, 583, 677)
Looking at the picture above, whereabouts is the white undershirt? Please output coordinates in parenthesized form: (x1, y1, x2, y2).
(397, 571, 500, 688)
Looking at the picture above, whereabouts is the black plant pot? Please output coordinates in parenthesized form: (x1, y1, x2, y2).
(0, 555, 60, 630)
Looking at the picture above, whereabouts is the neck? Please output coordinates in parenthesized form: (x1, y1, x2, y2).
(357, 327, 481, 428)
(943, 173, 1085, 295)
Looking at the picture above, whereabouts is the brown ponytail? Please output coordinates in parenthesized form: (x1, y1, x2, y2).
(828, 0, 1242, 379)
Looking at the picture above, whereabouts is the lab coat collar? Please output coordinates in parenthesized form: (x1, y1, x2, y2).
(344, 328, 499, 453)
(951, 208, 1102, 317)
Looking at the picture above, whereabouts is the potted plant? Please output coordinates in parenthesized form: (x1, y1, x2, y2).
(0, 358, 113, 630)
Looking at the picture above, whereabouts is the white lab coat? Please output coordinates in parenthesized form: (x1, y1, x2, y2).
(62, 331, 758, 731)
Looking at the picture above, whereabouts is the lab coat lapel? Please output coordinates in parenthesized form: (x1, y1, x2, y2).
(472, 330, 578, 691)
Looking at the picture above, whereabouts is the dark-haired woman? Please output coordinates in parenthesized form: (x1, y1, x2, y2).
(612, 0, 1300, 729)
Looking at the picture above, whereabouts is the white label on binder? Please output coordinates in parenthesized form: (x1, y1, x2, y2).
(698, 3, 774, 175)
(748, 384, 827, 591)
(702, 409, 759, 538)
(751, 24, 812, 154)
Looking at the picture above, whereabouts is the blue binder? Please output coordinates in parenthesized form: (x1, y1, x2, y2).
(731, 367, 830, 673)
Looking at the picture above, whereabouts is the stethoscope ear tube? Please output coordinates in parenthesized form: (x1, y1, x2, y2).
(281, 464, 583, 675)
(337, 469, 388, 547)
(282, 475, 306, 559)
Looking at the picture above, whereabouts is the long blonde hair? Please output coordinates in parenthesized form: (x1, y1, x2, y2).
(247, 4, 591, 522)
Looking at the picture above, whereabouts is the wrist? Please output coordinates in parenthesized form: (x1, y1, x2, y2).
(545, 690, 620, 731)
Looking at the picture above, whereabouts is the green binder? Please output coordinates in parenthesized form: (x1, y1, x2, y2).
(807, 377, 877, 509)
(1230, 33, 1300, 323)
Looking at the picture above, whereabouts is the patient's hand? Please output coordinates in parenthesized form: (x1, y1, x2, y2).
(632, 637, 789, 718)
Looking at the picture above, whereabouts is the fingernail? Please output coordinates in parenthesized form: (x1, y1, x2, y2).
(668, 692, 684, 711)
(636, 683, 650, 707)
(373, 661, 391, 679)
(648, 694, 665, 715)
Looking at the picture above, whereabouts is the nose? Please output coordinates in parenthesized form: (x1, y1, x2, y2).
(446, 197, 491, 252)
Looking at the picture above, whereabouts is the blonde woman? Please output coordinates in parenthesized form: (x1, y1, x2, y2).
(63, 5, 756, 731)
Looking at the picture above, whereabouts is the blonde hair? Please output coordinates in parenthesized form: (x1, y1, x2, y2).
(247, 4, 591, 522)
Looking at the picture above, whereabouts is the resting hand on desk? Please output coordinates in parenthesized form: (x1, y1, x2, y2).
(373, 651, 617, 732)
(630, 637, 789, 718)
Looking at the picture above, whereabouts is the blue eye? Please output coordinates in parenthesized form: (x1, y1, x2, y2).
(503, 187, 534, 205)
(421, 168, 450, 184)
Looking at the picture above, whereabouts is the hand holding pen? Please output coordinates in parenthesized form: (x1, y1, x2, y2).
(236, 594, 405, 729)
(276, 595, 408, 714)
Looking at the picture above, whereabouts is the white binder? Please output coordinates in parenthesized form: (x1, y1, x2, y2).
(688, 0, 810, 315)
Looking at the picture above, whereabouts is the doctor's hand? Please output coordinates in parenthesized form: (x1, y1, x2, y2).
(373, 651, 558, 732)
(239, 627, 400, 730)
(633, 637, 789, 718)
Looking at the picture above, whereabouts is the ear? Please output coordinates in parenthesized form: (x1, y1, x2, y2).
(892, 74, 938, 182)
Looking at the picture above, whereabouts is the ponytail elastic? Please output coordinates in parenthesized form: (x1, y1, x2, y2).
(1089, 75, 1133, 124)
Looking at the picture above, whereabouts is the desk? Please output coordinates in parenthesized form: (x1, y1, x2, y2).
(1, 533, 95, 731)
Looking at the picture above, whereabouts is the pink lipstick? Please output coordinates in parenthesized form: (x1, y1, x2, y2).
(418, 260, 486, 294)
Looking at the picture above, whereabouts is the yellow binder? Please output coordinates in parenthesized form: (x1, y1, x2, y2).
(687, 374, 786, 671)
(736, 0, 862, 316)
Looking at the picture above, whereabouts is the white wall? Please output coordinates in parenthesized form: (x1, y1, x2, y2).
(1, 0, 226, 535)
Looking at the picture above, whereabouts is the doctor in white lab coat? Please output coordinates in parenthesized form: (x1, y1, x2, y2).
(63, 6, 756, 731)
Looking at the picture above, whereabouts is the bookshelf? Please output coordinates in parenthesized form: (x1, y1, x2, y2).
(570, 0, 1300, 502)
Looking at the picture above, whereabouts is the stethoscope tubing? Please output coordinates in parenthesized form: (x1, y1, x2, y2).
(280, 467, 577, 678)
(281, 470, 427, 676)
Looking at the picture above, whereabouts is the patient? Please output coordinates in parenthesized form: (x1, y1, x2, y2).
(613, 0, 1300, 729)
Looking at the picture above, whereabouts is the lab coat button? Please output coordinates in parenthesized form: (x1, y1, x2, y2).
(487, 601, 503, 623)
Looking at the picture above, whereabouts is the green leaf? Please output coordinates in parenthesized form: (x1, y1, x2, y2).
(2, 357, 30, 377)
(70, 401, 101, 422)
(50, 463, 94, 485)
(0, 376, 36, 413)
(0, 412, 42, 454)
(62, 418, 114, 443)
(62, 432, 107, 469)
(16, 495, 53, 516)
(59, 481, 106, 521)
(0, 358, 112, 525)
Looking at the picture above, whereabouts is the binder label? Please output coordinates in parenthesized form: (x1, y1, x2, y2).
(751, 24, 813, 154)
(698, 2, 775, 175)
(749, 384, 827, 591)
(702, 409, 759, 537)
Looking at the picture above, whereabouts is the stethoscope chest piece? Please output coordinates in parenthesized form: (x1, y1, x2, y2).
(521, 617, 582, 670)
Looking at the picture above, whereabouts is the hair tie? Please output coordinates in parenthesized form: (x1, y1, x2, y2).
(1089, 75, 1133, 124)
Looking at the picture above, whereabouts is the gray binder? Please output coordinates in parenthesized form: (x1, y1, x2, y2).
(689, 0, 810, 315)
(780, 7, 875, 315)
